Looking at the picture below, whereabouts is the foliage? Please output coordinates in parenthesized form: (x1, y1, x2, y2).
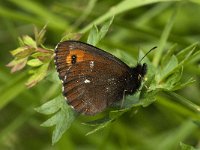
(6, 26, 54, 88)
(1, 0, 200, 149)
(35, 95, 76, 145)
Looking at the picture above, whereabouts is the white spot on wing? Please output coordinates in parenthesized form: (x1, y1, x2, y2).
(70, 105, 74, 109)
(69, 45, 73, 49)
(55, 43, 59, 50)
(89, 61, 94, 69)
(105, 87, 110, 92)
(64, 75, 67, 81)
(62, 85, 64, 92)
(84, 79, 91, 83)
(108, 78, 115, 82)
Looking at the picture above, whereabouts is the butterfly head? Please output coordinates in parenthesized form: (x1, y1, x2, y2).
(134, 63, 147, 79)
(125, 63, 147, 94)
(125, 47, 156, 95)
(131, 46, 155, 80)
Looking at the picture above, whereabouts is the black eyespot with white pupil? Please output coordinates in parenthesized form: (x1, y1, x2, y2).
(71, 55, 77, 64)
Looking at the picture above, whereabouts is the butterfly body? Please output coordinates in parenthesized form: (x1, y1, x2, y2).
(55, 40, 147, 115)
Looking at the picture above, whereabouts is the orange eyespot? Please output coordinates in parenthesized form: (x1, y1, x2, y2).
(66, 49, 95, 65)
(66, 49, 85, 64)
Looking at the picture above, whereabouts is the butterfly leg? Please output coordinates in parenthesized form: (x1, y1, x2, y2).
(120, 90, 127, 108)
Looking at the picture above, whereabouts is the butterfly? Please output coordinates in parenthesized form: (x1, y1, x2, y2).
(54, 40, 152, 115)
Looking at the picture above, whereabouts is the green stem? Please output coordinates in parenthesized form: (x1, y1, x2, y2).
(168, 92, 200, 113)
(156, 94, 200, 120)
(152, 4, 178, 66)
(80, 0, 181, 33)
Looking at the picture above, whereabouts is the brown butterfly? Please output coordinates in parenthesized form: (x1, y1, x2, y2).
(54, 40, 150, 115)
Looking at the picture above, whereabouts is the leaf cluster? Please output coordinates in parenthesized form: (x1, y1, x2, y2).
(7, 26, 54, 87)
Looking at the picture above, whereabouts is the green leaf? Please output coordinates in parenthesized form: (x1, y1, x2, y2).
(34, 25, 46, 46)
(180, 142, 197, 150)
(178, 47, 196, 66)
(22, 35, 37, 48)
(36, 95, 76, 145)
(109, 108, 129, 119)
(158, 55, 178, 82)
(10, 47, 26, 56)
(156, 45, 197, 91)
(41, 113, 58, 127)
(10, 47, 35, 59)
(82, 116, 111, 126)
(18, 37, 25, 46)
(172, 78, 195, 91)
(139, 90, 158, 107)
(161, 68, 183, 91)
(161, 43, 177, 67)
(98, 16, 114, 40)
(176, 42, 198, 62)
(87, 16, 113, 46)
(52, 98, 75, 145)
(113, 49, 137, 67)
(35, 95, 63, 115)
(6, 57, 28, 73)
(31, 52, 46, 58)
(85, 107, 129, 135)
(187, 50, 200, 64)
(61, 33, 82, 41)
(26, 62, 49, 88)
(27, 58, 43, 67)
(86, 119, 112, 136)
(31, 51, 53, 62)
(87, 25, 99, 46)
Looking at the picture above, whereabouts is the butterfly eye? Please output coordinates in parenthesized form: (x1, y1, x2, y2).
(138, 74, 142, 80)
(141, 63, 147, 76)
(71, 55, 77, 64)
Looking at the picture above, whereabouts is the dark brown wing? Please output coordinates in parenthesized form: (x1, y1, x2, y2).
(55, 40, 131, 115)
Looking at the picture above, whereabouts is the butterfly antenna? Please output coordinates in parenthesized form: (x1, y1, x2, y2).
(138, 46, 157, 63)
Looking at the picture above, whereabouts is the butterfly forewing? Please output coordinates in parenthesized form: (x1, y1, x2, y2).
(55, 41, 132, 115)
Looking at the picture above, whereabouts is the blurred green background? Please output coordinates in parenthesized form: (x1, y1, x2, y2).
(0, 0, 200, 150)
